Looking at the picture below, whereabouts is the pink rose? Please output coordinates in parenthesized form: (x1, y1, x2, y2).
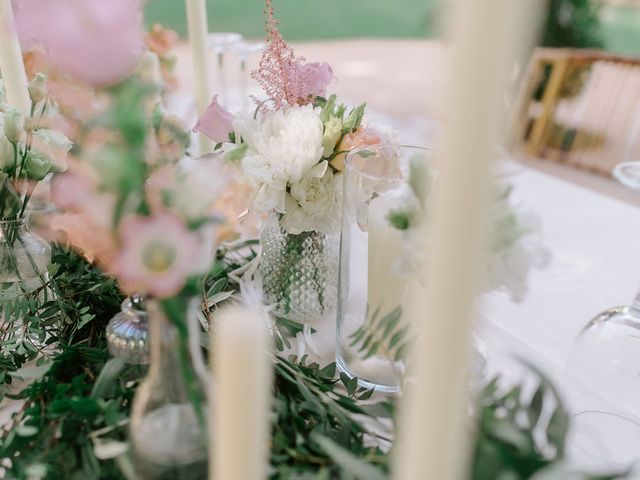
(193, 95, 235, 143)
(331, 127, 382, 171)
(298, 62, 333, 98)
(14, 0, 144, 86)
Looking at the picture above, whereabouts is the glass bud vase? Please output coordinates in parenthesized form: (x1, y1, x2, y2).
(0, 218, 51, 347)
(129, 300, 208, 480)
(0, 218, 51, 297)
(259, 214, 340, 323)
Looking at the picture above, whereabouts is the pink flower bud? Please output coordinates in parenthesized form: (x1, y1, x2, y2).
(193, 95, 235, 143)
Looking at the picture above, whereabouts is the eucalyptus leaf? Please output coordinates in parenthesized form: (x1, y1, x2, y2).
(313, 434, 386, 480)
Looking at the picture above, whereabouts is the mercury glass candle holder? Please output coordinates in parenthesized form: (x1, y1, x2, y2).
(106, 294, 150, 365)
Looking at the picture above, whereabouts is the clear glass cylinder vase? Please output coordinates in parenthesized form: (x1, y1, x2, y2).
(336, 145, 436, 393)
(129, 299, 208, 480)
(259, 214, 340, 323)
(0, 218, 51, 299)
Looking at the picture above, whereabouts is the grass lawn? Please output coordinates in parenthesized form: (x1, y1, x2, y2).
(144, 0, 639, 56)
(600, 5, 640, 56)
(144, 0, 438, 40)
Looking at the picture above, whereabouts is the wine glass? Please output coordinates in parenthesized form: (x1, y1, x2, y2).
(229, 40, 265, 113)
(208, 32, 243, 108)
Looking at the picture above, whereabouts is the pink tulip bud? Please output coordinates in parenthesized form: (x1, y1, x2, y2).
(193, 95, 235, 143)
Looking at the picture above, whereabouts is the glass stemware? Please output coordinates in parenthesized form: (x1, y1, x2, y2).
(229, 40, 265, 113)
(207, 32, 243, 108)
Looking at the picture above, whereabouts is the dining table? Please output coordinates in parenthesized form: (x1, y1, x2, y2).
(2, 38, 640, 477)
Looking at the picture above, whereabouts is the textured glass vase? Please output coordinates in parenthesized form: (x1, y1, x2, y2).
(129, 300, 208, 480)
(260, 214, 340, 323)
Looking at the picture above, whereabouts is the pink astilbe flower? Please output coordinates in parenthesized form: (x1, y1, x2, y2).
(14, 0, 144, 87)
(193, 95, 235, 143)
(298, 62, 333, 98)
(252, 0, 333, 108)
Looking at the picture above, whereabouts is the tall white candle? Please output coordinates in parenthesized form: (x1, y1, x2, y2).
(211, 306, 272, 480)
(392, 1, 541, 480)
(0, 0, 29, 111)
(185, 0, 213, 155)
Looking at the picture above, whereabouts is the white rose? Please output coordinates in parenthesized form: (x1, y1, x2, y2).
(32, 128, 72, 171)
(234, 104, 324, 213)
(2, 107, 23, 144)
(281, 166, 342, 235)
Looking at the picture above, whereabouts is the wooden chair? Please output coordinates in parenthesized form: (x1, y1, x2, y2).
(512, 48, 640, 176)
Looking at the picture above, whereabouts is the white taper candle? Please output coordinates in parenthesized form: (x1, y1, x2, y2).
(185, 0, 214, 155)
(211, 306, 272, 480)
(0, 0, 29, 111)
(393, 1, 541, 479)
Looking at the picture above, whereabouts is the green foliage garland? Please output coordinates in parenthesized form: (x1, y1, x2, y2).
(0, 245, 627, 479)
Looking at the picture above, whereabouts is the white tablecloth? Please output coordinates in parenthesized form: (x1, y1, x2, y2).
(478, 164, 640, 475)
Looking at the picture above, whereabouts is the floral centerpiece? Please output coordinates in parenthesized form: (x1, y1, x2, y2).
(194, 0, 382, 327)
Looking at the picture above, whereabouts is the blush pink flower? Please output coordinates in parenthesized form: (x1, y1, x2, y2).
(113, 212, 208, 298)
(50, 213, 117, 265)
(297, 62, 333, 98)
(50, 170, 95, 210)
(193, 95, 235, 143)
(331, 127, 382, 171)
(15, 0, 144, 86)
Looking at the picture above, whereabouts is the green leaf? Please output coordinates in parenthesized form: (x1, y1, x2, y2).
(313, 434, 386, 480)
(319, 362, 336, 380)
(355, 149, 376, 158)
(24, 463, 48, 478)
(9, 362, 52, 380)
(342, 103, 367, 133)
(386, 210, 411, 230)
(228, 143, 248, 162)
(91, 357, 126, 399)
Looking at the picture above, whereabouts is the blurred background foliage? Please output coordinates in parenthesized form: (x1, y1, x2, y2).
(144, 0, 640, 55)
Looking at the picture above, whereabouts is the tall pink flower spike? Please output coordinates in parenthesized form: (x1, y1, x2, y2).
(252, 0, 333, 108)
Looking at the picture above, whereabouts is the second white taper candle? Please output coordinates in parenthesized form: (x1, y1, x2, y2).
(392, 1, 541, 479)
(211, 306, 273, 480)
(185, 0, 214, 155)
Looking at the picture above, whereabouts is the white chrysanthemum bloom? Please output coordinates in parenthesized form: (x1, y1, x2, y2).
(281, 164, 342, 235)
(234, 104, 324, 213)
